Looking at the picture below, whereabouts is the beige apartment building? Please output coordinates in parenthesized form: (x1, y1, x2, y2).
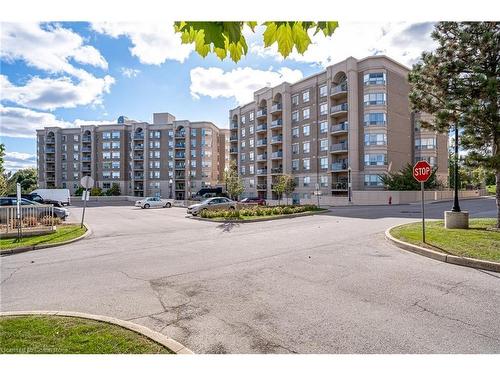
(37, 112, 230, 199)
(229, 55, 448, 201)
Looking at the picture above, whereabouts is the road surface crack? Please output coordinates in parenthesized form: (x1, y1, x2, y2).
(0, 267, 22, 285)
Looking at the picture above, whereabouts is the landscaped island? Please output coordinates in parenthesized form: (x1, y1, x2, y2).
(199, 204, 327, 221)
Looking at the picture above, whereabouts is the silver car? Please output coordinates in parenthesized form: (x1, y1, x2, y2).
(187, 197, 237, 216)
(135, 197, 174, 209)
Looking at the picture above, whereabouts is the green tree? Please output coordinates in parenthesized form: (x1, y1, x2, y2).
(174, 21, 338, 62)
(408, 22, 500, 227)
(6, 168, 38, 194)
(74, 186, 84, 196)
(272, 175, 286, 205)
(106, 183, 121, 196)
(223, 161, 244, 200)
(0, 144, 7, 195)
(380, 163, 441, 191)
(90, 187, 102, 196)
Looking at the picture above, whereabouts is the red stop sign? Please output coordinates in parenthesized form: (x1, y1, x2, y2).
(413, 160, 432, 182)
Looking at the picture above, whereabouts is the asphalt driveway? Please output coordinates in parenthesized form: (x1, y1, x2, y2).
(1, 198, 499, 353)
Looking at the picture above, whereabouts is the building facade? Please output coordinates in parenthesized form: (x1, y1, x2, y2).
(37, 112, 230, 199)
(229, 56, 448, 200)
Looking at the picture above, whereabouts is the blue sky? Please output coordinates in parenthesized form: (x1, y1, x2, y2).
(0, 21, 435, 172)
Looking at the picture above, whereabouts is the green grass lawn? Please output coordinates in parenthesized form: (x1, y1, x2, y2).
(390, 218, 500, 262)
(487, 185, 496, 195)
(0, 224, 87, 252)
(0, 315, 172, 354)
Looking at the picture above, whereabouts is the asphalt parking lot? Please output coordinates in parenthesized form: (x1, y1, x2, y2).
(1, 198, 499, 353)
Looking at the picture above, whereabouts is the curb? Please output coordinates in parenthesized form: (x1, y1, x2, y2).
(0, 224, 92, 256)
(385, 224, 500, 273)
(0, 311, 194, 354)
(188, 209, 329, 223)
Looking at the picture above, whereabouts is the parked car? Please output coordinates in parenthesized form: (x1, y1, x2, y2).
(8, 193, 63, 207)
(135, 197, 174, 209)
(239, 197, 266, 206)
(31, 189, 71, 206)
(187, 197, 237, 216)
(191, 187, 227, 201)
(0, 197, 68, 220)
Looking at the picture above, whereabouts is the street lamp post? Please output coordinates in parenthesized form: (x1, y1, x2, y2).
(169, 178, 173, 199)
(451, 124, 461, 212)
(348, 166, 352, 203)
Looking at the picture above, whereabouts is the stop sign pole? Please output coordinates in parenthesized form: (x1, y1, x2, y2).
(413, 161, 432, 243)
(80, 176, 94, 229)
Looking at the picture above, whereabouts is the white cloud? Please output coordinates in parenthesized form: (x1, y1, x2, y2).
(3, 151, 37, 173)
(250, 22, 437, 68)
(91, 22, 193, 65)
(190, 67, 304, 105)
(0, 105, 114, 139)
(1, 23, 108, 77)
(120, 67, 141, 78)
(1, 73, 115, 111)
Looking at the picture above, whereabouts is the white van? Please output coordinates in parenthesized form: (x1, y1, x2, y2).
(31, 189, 71, 206)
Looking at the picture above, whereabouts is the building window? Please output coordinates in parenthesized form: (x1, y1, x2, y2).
(112, 141, 120, 149)
(302, 90, 310, 103)
(103, 142, 111, 150)
(241, 140, 246, 149)
(62, 172, 67, 180)
(249, 165, 254, 175)
(319, 85, 327, 97)
(240, 153, 246, 162)
(249, 125, 254, 135)
(415, 138, 436, 150)
(111, 151, 120, 159)
(62, 135, 67, 142)
(103, 182, 111, 189)
(320, 121, 328, 133)
(320, 175, 328, 188)
(320, 139, 328, 152)
(149, 131, 160, 139)
(103, 132, 111, 140)
(364, 153, 387, 166)
(111, 131, 120, 139)
(364, 72, 386, 86)
(292, 127, 299, 138)
(303, 125, 310, 137)
(302, 107, 310, 120)
(190, 128, 197, 137)
(303, 142, 310, 154)
(292, 143, 299, 155)
(303, 158, 310, 171)
(415, 156, 437, 166)
(249, 138, 254, 147)
(73, 135, 79, 142)
(292, 111, 299, 123)
(364, 113, 387, 126)
(249, 151, 254, 161)
(364, 174, 384, 186)
(241, 165, 246, 174)
(73, 172, 79, 180)
(73, 162, 79, 170)
(320, 103, 328, 115)
(191, 160, 197, 168)
(112, 161, 120, 169)
(103, 171, 111, 179)
(241, 115, 246, 125)
(249, 112, 254, 121)
(364, 133, 387, 146)
(73, 144, 79, 152)
(62, 144, 67, 152)
(320, 157, 328, 170)
(73, 154, 79, 161)
(303, 176, 311, 187)
(292, 95, 299, 106)
(149, 161, 160, 169)
(364, 93, 386, 106)
(292, 159, 299, 171)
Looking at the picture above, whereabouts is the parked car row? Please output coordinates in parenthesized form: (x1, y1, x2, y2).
(135, 197, 175, 209)
(0, 197, 69, 220)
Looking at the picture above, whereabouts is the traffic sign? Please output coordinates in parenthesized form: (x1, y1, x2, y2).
(80, 175, 94, 189)
(413, 160, 432, 183)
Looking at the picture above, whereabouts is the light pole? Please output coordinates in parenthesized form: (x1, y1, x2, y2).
(451, 124, 461, 212)
(169, 178, 173, 199)
(347, 166, 352, 203)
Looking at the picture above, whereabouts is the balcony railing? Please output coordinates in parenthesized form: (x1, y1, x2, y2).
(230, 135, 238, 141)
(82, 136, 91, 142)
(257, 154, 267, 161)
(256, 124, 267, 132)
(82, 167, 92, 172)
(330, 103, 348, 115)
(256, 109, 267, 118)
(133, 133, 144, 140)
(45, 147, 55, 153)
(330, 83, 348, 96)
(271, 151, 283, 159)
(256, 139, 267, 147)
(175, 153, 185, 158)
(230, 147, 238, 153)
(175, 143, 186, 148)
(271, 135, 283, 144)
(46, 138, 55, 144)
(134, 173, 144, 179)
(271, 103, 282, 113)
(331, 162, 348, 171)
(175, 163, 186, 169)
(230, 121, 238, 129)
(82, 146, 91, 152)
(133, 155, 144, 160)
(332, 182, 348, 190)
(330, 143, 348, 152)
(256, 184, 267, 190)
(82, 156, 91, 162)
(134, 144, 144, 150)
(133, 164, 144, 170)
(271, 118, 283, 128)
(271, 167, 283, 174)
(175, 132, 186, 138)
(256, 168, 268, 175)
(331, 122, 349, 133)
(46, 157, 55, 162)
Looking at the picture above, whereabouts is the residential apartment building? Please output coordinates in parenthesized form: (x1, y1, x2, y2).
(37, 112, 230, 199)
(229, 56, 448, 201)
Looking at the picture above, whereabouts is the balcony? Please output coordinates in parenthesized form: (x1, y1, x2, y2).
(271, 135, 283, 144)
(256, 184, 267, 190)
(256, 168, 268, 175)
(271, 118, 283, 128)
(134, 144, 144, 150)
(134, 186, 144, 191)
(230, 147, 238, 154)
(46, 138, 55, 144)
(46, 157, 55, 162)
(133, 154, 144, 161)
(175, 171, 185, 179)
(175, 163, 186, 170)
(331, 162, 348, 171)
(175, 184, 185, 191)
(134, 173, 144, 179)
(257, 154, 267, 161)
(256, 139, 267, 147)
(175, 132, 186, 138)
(82, 156, 91, 162)
(330, 103, 348, 116)
(175, 152, 185, 159)
(82, 166, 92, 172)
(271, 167, 283, 174)
(230, 121, 238, 130)
(46, 176, 55, 182)
(331, 122, 349, 134)
(82, 146, 92, 152)
(270, 103, 282, 113)
(330, 83, 348, 97)
(133, 133, 144, 140)
(82, 136, 91, 142)
(330, 143, 348, 153)
(133, 164, 144, 171)
(256, 124, 267, 133)
(175, 142, 186, 148)
(45, 147, 55, 153)
(230, 135, 238, 142)
(45, 167, 55, 172)
(256, 109, 267, 118)
(332, 182, 348, 190)
(271, 151, 283, 159)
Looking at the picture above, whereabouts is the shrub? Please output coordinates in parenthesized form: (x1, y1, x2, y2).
(39, 215, 61, 226)
(22, 216, 38, 226)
